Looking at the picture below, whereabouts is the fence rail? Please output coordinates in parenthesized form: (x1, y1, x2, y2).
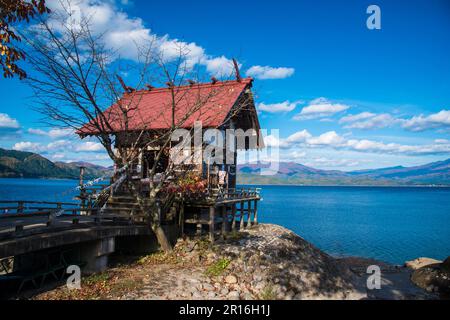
(0, 200, 95, 217)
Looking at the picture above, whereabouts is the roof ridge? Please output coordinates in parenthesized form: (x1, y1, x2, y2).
(124, 77, 253, 96)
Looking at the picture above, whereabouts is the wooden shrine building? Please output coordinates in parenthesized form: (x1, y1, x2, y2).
(77, 76, 263, 243)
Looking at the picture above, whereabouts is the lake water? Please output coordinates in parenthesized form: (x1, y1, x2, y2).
(1, 179, 449, 264)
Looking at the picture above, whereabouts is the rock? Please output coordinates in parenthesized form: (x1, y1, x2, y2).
(203, 283, 215, 291)
(225, 275, 238, 284)
(220, 288, 229, 295)
(227, 291, 240, 300)
(207, 291, 217, 298)
(442, 256, 450, 272)
(411, 264, 450, 294)
(405, 257, 442, 270)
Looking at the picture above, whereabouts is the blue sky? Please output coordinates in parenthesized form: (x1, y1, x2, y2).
(0, 0, 449, 170)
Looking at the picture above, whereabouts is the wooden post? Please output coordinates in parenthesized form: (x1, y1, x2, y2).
(239, 201, 245, 230)
(254, 200, 258, 225)
(17, 201, 24, 214)
(179, 204, 185, 237)
(231, 204, 237, 231)
(209, 206, 215, 243)
(221, 206, 228, 239)
(246, 200, 252, 229)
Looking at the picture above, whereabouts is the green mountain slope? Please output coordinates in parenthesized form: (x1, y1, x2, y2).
(0, 148, 109, 179)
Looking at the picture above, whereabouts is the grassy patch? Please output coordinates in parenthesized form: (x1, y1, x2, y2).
(259, 285, 276, 300)
(205, 258, 231, 277)
(137, 251, 180, 265)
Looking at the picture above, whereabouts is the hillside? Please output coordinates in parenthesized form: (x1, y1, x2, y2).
(237, 159, 450, 186)
(0, 148, 110, 179)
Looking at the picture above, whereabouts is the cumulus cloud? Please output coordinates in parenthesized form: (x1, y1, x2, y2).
(13, 140, 104, 153)
(402, 110, 450, 132)
(257, 101, 300, 113)
(13, 142, 44, 153)
(28, 128, 74, 139)
(307, 131, 346, 146)
(245, 65, 295, 80)
(272, 129, 450, 156)
(339, 112, 376, 124)
(293, 98, 350, 120)
(285, 130, 312, 144)
(0, 113, 20, 129)
(342, 113, 399, 130)
(46, 0, 285, 80)
(75, 141, 104, 152)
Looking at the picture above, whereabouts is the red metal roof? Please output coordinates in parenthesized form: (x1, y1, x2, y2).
(77, 78, 254, 136)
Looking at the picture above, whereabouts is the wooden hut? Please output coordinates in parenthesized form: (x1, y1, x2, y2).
(77, 77, 263, 242)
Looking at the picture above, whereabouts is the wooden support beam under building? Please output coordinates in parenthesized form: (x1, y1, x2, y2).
(231, 204, 237, 231)
(254, 199, 258, 225)
(209, 206, 215, 243)
(246, 200, 252, 229)
(239, 201, 245, 230)
(221, 206, 228, 239)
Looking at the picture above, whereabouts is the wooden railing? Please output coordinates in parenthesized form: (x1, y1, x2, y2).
(212, 187, 261, 202)
(0, 200, 97, 217)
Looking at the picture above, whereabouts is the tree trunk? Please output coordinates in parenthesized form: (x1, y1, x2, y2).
(153, 224, 172, 252)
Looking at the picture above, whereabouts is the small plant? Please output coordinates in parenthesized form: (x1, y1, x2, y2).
(259, 285, 276, 300)
(205, 258, 231, 277)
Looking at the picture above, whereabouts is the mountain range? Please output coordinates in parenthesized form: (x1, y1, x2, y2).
(1, 148, 449, 186)
(237, 159, 450, 186)
(0, 148, 109, 179)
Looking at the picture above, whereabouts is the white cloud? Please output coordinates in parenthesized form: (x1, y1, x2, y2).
(342, 113, 399, 130)
(402, 110, 450, 132)
(12, 139, 104, 153)
(245, 65, 295, 80)
(307, 131, 346, 146)
(257, 101, 300, 113)
(293, 98, 350, 120)
(339, 112, 376, 124)
(75, 141, 104, 152)
(272, 129, 450, 156)
(305, 157, 361, 168)
(0, 113, 20, 129)
(202, 56, 236, 77)
(28, 128, 74, 139)
(13, 142, 44, 153)
(286, 130, 312, 144)
(46, 0, 249, 79)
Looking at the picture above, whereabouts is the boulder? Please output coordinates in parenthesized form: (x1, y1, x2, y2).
(442, 256, 450, 273)
(411, 262, 450, 294)
(225, 275, 238, 284)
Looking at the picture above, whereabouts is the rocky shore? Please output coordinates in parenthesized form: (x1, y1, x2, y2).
(34, 224, 442, 300)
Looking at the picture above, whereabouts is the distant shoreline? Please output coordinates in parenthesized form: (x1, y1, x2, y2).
(238, 182, 450, 188)
(1, 176, 449, 188)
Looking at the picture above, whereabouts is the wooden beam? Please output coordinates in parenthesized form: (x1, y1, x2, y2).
(246, 200, 252, 229)
(209, 206, 215, 243)
(254, 200, 258, 225)
(179, 205, 185, 237)
(231, 204, 237, 231)
(221, 206, 228, 239)
(239, 201, 245, 230)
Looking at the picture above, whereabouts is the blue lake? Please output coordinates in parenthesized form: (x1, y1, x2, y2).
(1, 179, 449, 264)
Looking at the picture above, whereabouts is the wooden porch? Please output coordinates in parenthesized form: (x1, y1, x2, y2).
(181, 187, 261, 243)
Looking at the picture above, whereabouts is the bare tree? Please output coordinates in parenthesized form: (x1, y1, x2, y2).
(20, 3, 254, 251)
